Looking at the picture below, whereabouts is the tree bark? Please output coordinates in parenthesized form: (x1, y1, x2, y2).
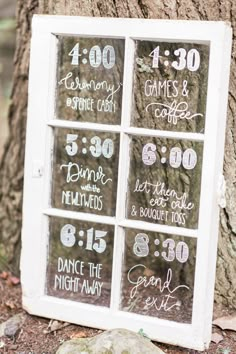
(0, 0, 235, 308)
(0, 0, 39, 271)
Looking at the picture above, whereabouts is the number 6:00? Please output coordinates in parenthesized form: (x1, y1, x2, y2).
(142, 143, 197, 170)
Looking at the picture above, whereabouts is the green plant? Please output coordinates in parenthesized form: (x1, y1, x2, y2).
(137, 328, 151, 341)
(217, 348, 231, 354)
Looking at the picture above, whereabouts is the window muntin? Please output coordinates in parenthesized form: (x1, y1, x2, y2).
(47, 36, 205, 320)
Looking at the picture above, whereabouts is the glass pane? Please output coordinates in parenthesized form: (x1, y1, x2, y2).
(51, 128, 119, 216)
(127, 136, 203, 229)
(120, 229, 196, 323)
(56, 36, 125, 124)
(46, 217, 114, 307)
(132, 41, 209, 132)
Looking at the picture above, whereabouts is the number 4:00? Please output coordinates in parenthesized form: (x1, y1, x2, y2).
(69, 43, 115, 69)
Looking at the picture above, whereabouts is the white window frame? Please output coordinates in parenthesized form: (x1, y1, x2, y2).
(21, 15, 232, 351)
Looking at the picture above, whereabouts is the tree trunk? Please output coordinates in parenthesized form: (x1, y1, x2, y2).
(0, 0, 235, 308)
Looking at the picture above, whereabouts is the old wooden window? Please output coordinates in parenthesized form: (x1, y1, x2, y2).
(21, 16, 232, 350)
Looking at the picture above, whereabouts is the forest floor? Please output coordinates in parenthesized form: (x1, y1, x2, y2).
(0, 273, 236, 354)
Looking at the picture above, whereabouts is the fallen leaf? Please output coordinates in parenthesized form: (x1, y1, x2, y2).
(213, 315, 236, 331)
(44, 320, 70, 333)
(5, 300, 16, 310)
(0, 271, 9, 280)
(70, 330, 87, 339)
(9, 276, 20, 286)
(9, 344, 18, 350)
(211, 332, 224, 344)
(6, 276, 20, 287)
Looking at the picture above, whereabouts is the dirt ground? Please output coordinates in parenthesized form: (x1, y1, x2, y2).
(0, 276, 236, 354)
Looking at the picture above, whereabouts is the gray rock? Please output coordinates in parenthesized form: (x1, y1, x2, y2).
(56, 328, 164, 354)
(0, 313, 25, 338)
